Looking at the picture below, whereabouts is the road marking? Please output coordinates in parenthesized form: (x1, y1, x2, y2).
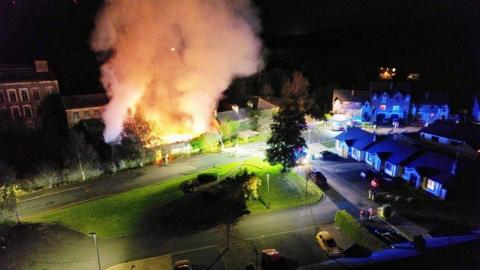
(18, 186, 85, 203)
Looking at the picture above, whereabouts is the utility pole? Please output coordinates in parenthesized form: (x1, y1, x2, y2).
(266, 173, 270, 209)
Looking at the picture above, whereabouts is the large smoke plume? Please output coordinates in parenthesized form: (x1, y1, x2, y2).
(91, 0, 263, 142)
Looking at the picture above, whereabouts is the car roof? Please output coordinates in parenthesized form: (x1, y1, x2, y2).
(318, 231, 333, 239)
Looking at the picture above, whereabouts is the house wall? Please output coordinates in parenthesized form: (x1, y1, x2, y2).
(66, 106, 105, 126)
(402, 167, 422, 188)
(351, 147, 363, 161)
(371, 92, 411, 123)
(416, 104, 449, 124)
(335, 140, 349, 157)
(0, 80, 59, 127)
(420, 132, 463, 146)
(422, 178, 446, 199)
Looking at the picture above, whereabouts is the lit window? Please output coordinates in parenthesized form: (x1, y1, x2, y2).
(426, 179, 436, 191)
(73, 112, 80, 120)
(380, 104, 387, 111)
(20, 89, 29, 102)
(84, 111, 90, 118)
(33, 89, 40, 100)
(392, 105, 400, 111)
(8, 90, 17, 103)
(94, 110, 101, 117)
(23, 106, 32, 118)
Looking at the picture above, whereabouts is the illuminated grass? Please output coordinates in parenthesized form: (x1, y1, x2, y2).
(28, 158, 323, 238)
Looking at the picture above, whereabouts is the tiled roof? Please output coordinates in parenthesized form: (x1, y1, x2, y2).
(365, 136, 419, 165)
(62, 93, 109, 110)
(335, 127, 380, 151)
(420, 120, 480, 148)
(332, 89, 370, 103)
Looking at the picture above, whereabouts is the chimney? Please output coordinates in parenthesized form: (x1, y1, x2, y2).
(34, 60, 49, 73)
(351, 89, 355, 96)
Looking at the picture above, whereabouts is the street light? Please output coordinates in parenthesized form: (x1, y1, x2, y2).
(89, 232, 101, 270)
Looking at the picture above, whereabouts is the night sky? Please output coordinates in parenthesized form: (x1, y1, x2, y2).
(1, 0, 479, 108)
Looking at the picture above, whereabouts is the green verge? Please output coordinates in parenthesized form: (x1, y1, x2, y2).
(27, 158, 323, 238)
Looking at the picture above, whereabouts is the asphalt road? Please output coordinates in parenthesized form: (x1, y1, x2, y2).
(15, 142, 267, 219)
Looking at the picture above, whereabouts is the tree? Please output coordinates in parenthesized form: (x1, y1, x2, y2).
(248, 108, 260, 131)
(0, 161, 19, 223)
(36, 161, 60, 188)
(265, 92, 307, 172)
(259, 83, 274, 96)
(67, 130, 100, 181)
(281, 71, 312, 114)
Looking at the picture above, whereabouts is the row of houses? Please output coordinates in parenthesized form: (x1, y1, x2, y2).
(332, 81, 452, 125)
(335, 127, 459, 200)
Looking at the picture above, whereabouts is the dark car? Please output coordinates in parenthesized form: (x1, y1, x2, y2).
(372, 228, 408, 246)
(307, 170, 327, 186)
(320, 151, 340, 161)
(360, 169, 380, 180)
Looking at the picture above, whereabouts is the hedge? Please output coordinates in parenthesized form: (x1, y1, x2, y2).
(335, 210, 377, 248)
(197, 173, 218, 184)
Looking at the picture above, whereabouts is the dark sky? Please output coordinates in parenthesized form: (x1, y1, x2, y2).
(1, 0, 479, 107)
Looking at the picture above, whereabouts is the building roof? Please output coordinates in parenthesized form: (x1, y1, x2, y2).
(416, 92, 449, 105)
(405, 151, 456, 184)
(62, 93, 109, 110)
(365, 136, 419, 165)
(332, 89, 370, 103)
(420, 120, 480, 148)
(335, 127, 379, 150)
(0, 61, 56, 83)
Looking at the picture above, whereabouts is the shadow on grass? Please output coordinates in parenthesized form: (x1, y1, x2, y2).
(138, 172, 252, 235)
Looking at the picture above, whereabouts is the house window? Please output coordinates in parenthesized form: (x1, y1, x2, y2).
(0, 91, 4, 103)
(20, 89, 29, 102)
(73, 112, 80, 120)
(23, 106, 32, 118)
(32, 89, 40, 101)
(431, 136, 439, 142)
(380, 104, 386, 111)
(94, 110, 101, 117)
(8, 90, 17, 103)
(45, 87, 53, 95)
(381, 96, 387, 103)
(385, 162, 393, 170)
(367, 153, 375, 163)
(11, 107, 21, 118)
(392, 105, 400, 111)
(426, 179, 436, 191)
(352, 148, 359, 157)
(84, 111, 90, 118)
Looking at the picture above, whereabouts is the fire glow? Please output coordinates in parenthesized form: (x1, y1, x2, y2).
(91, 0, 263, 143)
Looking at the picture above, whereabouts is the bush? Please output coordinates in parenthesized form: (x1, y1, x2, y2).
(197, 173, 218, 184)
(201, 186, 222, 201)
(180, 180, 195, 193)
(335, 210, 376, 248)
(381, 204, 393, 219)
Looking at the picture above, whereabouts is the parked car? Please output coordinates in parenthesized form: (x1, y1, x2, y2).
(261, 248, 284, 268)
(370, 177, 383, 188)
(372, 228, 408, 247)
(360, 169, 380, 180)
(307, 170, 327, 186)
(316, 231, 343, 257)
(174, 259, 192, 270)
(320, 151, 340, 161)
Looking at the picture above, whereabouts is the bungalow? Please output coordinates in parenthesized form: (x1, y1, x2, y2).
(334, 127, 376, 159)
(403, 151, 456, 200)
(412, 92, 449, 125)
(364, 136, 419, 177)
(332, 89, 371, 121)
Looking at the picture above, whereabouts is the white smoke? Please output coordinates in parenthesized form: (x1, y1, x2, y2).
(90, 0, 263, 142)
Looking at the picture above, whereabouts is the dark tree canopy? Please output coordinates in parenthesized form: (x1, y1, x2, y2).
(265, 92, 307, 171)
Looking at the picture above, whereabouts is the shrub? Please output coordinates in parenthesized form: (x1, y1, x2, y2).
(180, 180, 195, 193)
(381, 204, 393, 219)
(244, 176, 261, 200)
(335, 210, 377, 248)
(197, 173, 218, 184)
(201, 186, 222, 201)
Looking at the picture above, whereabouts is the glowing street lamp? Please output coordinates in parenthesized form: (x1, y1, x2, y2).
(88, 232, 101, 270)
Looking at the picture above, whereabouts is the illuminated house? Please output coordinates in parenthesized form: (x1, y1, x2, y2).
(335, 127, 378, 160)
(0, 60, 59, 127)
(364, 136, 419, 177)
(332, 89, 372, 121)
(62, 93, 109, 126)
(411, 92, 449, 125)
(370, 91, 411, 124)
(402, 151, 455, 200)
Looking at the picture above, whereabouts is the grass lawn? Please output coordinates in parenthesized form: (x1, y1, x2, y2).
(27, 158, 323, 238)
(320, 140, 336, 149)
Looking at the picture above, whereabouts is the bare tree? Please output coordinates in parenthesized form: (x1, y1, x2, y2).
(68, 130, 99, 181)
(37, 161, 59, 188)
